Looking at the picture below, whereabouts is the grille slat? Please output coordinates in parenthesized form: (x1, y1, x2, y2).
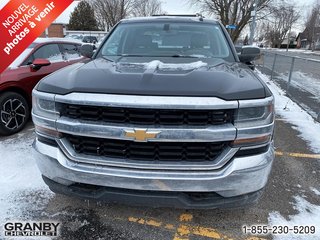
(66, 135, 229, 162)
(61, 105, 233, 126)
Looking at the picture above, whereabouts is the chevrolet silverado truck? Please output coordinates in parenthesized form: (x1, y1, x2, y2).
(32, 15, 275, 208)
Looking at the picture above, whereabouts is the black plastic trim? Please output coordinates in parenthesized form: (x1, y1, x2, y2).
(43, 176, 264, 209)
(37, 135, 57, 147)
(235, 144, 270, 158)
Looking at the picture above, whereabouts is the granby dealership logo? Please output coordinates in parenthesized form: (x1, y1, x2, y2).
(0, 0, 73, 73)
(4, 221, 60, 237)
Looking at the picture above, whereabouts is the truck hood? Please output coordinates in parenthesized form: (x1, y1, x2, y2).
(36, 57, 267, 100)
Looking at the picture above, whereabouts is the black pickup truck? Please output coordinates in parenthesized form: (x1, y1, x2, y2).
(32, 15, 275, 208)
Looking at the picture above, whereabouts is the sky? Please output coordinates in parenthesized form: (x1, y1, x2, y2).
(0, 0, 316, 31)
(54, 0, 202, 23)
(0, 0, 316, 23)
(161, 0, 199, 15)
(0, 0, 197, 23)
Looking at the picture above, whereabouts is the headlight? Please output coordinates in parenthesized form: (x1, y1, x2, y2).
(32, 90, 60, 138)
(235, 100, 274, 128)
(232, 97, 275, 147)
(33, 97, 56, 114)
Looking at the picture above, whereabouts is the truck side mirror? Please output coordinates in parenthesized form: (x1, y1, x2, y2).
(238, 46, 260, 70)
(238, 46, 260, 63)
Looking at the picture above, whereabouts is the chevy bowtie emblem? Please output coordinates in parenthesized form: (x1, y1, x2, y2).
(124, 129, 160, 142)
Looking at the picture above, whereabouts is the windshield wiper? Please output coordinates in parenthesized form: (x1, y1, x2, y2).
(171, 54, 203, 58)
(101, 56, 114, 62)
(117, 54, 151, 61)
(106, 54, 204, 62)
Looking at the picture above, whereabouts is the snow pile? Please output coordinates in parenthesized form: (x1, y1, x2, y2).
(0, 131, 53, 230)
(140, 60, 208, 70)
(257, 70, 320, 153)
(268, 196, 320, 240)
(290, 71, 320, 97)
(310, 188, 320, 196)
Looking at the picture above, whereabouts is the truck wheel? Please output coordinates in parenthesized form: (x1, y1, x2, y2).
(0, 92, 30, 136)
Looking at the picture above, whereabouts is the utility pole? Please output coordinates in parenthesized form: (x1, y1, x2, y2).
(249, 0, 257, 45)
(311, 7, 319, 52)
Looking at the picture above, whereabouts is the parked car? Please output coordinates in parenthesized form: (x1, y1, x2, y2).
(96, 35, 108, 47)
(33, 15, 275, 208)
(65, 34, 83, 41)
(82, 36, 98, 44)
(0, 38, 86, 135)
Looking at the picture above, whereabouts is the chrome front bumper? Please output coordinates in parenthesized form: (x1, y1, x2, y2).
(33, 138, 274, 198)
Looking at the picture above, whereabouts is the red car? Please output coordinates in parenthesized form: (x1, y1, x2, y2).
(0, 38, 86, 136)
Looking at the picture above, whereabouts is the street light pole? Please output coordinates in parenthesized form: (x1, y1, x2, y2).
(249, 0, 257, 45)
(311, 7, 319, 52)
(286, 25, 291, 52)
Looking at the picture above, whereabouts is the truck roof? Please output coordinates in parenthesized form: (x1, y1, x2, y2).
(121, 15, 219, 24)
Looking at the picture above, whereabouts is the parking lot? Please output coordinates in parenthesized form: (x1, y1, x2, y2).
(0, 72, 319, 240)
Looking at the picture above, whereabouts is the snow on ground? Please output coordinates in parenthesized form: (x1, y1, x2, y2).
(310, 188, 320, 196)
(257, 70, 320, 153)
(268, 48, 320, 56)
(268, 195, 320, 239)
(277, 71, 320, 97)
(257, 70, 320, 239)
(0, 128, 53, 236)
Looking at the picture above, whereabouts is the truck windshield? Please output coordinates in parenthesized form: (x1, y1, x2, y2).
(100, 22, 234, 61)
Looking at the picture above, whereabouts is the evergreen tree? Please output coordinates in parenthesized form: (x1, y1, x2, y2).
(68, 1, 99, 31)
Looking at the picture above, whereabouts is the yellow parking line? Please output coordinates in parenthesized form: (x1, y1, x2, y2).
(276, 151, 320, 159)
(247, 237, 269, 240)
(127, 214, 272, 239)
(245, 237, 268, 240)
(129, 214, 233, 239)
(179, 213, 193, 222)
(174, 214, 192, 240)
(192, 226, 222, 239)
(173, 213, 231, 240)
(128, 217, 163, 228)
(174, 224, 191, 240)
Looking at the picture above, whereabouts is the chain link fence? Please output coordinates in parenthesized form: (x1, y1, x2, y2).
(258, 51, 320, 122)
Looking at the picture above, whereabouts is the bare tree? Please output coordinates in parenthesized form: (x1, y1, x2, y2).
(94, 6, 107, 30)
(90, 0, 133, 30)
(189, 0, 271, 42)
(90, 0, 163, 30)
(131, 0, 162, 17)
(303, 4, 320, 48)
(262, 3, 300, 48)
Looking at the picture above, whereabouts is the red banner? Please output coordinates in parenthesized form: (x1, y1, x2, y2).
(0, 0, 73, 73)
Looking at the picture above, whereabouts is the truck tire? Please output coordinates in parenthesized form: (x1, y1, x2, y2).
(0, 92, 30, 136)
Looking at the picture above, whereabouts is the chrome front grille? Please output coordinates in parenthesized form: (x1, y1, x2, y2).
(52, 93, 239, 167)
(61, 104, 234, 126)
